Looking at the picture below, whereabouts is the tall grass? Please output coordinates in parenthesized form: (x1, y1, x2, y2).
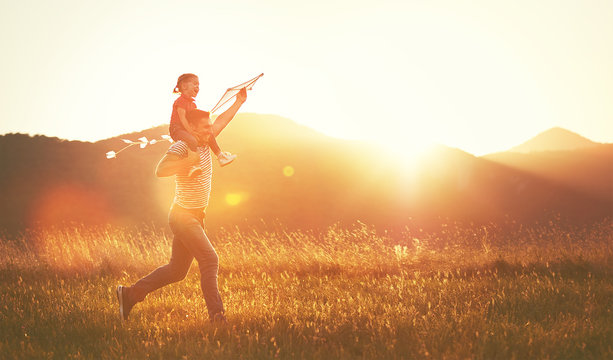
(0, 220, 612, 359)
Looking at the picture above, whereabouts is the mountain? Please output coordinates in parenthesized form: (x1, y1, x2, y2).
(484, 143, 613, 202)
(0, 117, 611, 234)
(509, 127, 600, 153)
(486, 127, 612, 203)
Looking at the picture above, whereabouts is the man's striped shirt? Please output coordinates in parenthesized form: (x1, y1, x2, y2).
(167, 141, 213, 209)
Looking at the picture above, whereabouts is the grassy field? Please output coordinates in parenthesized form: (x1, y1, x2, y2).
(0, 220, 612, 359)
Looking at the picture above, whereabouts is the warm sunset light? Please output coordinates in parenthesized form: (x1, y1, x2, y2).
(225, 193, 243, 206)
(283, 166, 295, 177)
(1, 2, 611, 359)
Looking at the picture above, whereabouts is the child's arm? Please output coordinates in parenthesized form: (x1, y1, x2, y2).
(177, 107, 197, 135)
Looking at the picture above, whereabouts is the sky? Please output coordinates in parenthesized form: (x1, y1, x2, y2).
(0, 0, 611, 156)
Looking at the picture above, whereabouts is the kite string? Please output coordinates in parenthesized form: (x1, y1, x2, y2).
(115, 143, 136, 155)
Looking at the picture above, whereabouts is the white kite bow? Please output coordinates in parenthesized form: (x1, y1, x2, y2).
(105, 135, 173, 159)
(210, 73, 264, 114)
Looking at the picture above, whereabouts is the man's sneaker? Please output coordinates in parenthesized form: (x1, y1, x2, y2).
(116, 285, 135, 321)
(188, 165, 203, 177)
(217, 152, 237, 167)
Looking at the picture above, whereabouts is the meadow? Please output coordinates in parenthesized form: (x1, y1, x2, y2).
(0, 220, 611, 359)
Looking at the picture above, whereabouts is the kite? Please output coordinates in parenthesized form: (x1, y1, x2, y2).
(210, 72, 264, 114)
(106, 73, 263, 159)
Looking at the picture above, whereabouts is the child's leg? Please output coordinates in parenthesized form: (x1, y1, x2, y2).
(170, 129, 202, 176)
(200, 131, 235, 167)
(208, 136, 221, 156)
(172, 129, 199, 152)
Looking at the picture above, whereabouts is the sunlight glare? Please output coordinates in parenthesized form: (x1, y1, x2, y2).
(380, 137, 436, 171)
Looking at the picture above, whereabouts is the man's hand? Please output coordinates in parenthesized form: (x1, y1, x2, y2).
(186, 149, 200, 165)
(236, 88, 247, 104)
(155, 151, 200, 177)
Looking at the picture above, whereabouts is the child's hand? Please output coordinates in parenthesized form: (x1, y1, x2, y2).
(236, 88, 247, 104)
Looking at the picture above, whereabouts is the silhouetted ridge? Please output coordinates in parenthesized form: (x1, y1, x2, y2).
(0, 117, 611, 234)
(510, 127, 599, 153)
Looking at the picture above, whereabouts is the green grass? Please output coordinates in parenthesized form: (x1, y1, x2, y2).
(0, 220, 612, 359)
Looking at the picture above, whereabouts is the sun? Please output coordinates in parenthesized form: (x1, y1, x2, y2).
(378, 136, 437, 168)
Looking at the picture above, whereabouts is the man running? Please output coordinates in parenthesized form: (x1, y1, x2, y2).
(116, 88, 247, 324)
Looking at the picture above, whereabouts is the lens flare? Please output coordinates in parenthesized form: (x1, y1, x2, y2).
(29, 185, 110, 227)
(225, 193, 243, 206)
(283, 166, 295, 177)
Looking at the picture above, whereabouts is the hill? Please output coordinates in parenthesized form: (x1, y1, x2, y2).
(0, 116, 611, 234)
(510, 127, 600, 153)
(484, 144, 613, 202)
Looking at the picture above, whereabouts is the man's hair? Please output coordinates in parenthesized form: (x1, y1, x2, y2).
(186, 109, 210, 126)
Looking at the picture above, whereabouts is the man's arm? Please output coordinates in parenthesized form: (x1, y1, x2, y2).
(211, 88, 247, 137)
(155, 151, 199, 177)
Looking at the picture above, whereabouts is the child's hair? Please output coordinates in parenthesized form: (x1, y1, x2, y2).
(186, 109, 210, 126)
(173, 73, 198, 94)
